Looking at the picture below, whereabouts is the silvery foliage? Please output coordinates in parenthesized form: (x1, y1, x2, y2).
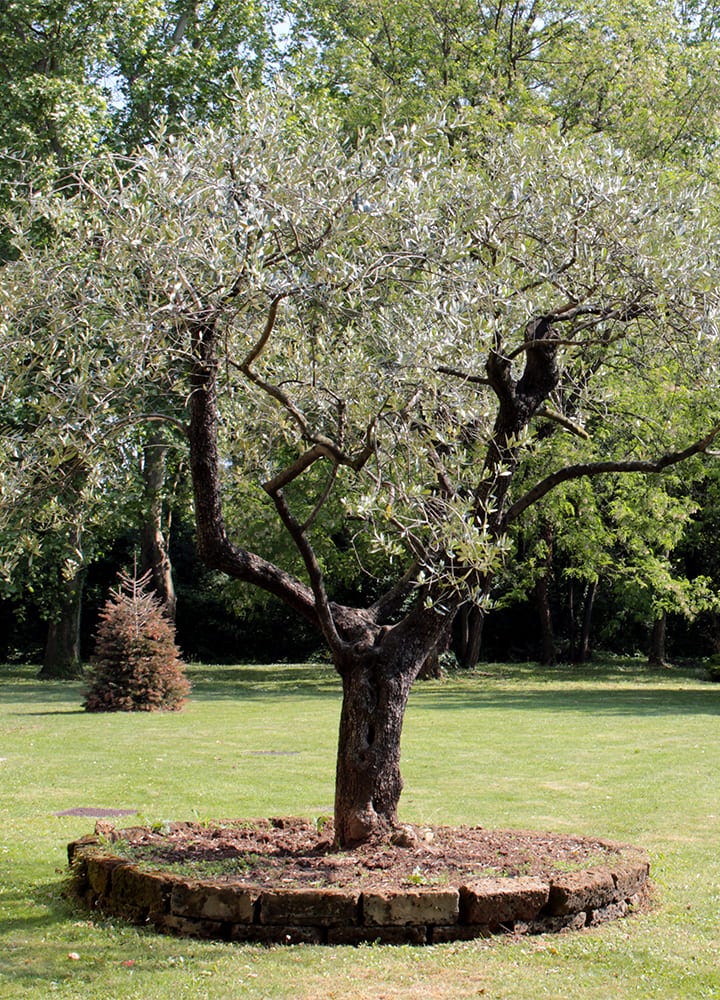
(2, 91, 720, 602)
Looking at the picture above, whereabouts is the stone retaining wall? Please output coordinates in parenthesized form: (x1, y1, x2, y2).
(67, 835, 650, 945)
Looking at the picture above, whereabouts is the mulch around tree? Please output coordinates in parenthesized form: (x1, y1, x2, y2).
(100, 817, 629, 891)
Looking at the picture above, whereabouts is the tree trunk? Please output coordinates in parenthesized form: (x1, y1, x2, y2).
(333, 659, 414, 846)
(576, 579, 598, 664)
(454, 603, 484, 669)
(332, 611, 448, 847)
(535, 521, 556, 664)
(38, 571, 84, 678)
(535, 572, 556, 665)
(648, 612, 668, 667)
(709, 612, 720, 654)
(567, 578, 577, 662)
(417, 648, 443, 679)
(140, 431, 176, 619)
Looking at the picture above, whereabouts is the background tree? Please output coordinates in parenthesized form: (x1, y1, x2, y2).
(281, 0, 720, 160)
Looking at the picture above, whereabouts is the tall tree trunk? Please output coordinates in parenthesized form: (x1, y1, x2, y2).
(567, 579, 577, 662)
(535, 573, 556, 665)
(38, 570, 84, 679)
(334, 659, 414, 845)
(140, 431, 176, 619)
(535, 522, 556, 665)
(576, 579, 598, 664)
(648, 612, 668, 667)
(454, 603, 484, 669)
(709, 612, 720, 654)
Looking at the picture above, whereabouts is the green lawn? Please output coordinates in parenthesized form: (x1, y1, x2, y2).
(2, 658, 720, 999)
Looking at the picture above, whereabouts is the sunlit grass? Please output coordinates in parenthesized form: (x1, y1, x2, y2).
(2, 658, 720, 998)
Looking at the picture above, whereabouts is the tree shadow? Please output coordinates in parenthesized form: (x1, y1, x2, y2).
(185, 662, 341, 701)
(414, 684, 720, 717)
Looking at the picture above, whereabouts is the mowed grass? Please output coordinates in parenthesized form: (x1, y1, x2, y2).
(2, 657, 720, 999)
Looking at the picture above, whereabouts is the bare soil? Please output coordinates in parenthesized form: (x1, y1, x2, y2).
(105, 818, 625, 892)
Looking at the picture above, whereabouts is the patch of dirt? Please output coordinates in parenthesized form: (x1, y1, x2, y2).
(105, 818, 625, 892)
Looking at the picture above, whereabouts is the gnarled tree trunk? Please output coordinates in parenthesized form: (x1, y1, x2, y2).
(334, 659, 413, 845)
(333, 611, 448, 846)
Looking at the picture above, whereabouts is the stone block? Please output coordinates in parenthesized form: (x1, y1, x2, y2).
(109, 866, 170, 919)
(327, 924, 428, 945)
(361, 889, 459, 927)
(460, 877, 550, 925)
(86, 855, 125, 897)
(612, 859, 650, 900)
(171, 880, 256, 923)
(258, 888, 359, 926)
(431, 924, 492, 943)
(160, 913, 229, 940)
(67, 836, 99, 865)
(231, 923, 325, 945)
(547, 868, 616, 916)
(588, 899, 629, 926)
(516, 911, 587, 934)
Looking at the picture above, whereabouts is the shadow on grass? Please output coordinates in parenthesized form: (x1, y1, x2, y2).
(0, 880, 77, 937)
(185, 662, 341, 701)
(4, 661, 718, 720)
(0, 663, 342, 706)
(414, 684, 720, 717)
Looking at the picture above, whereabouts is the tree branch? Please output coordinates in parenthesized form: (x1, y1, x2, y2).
(437, 364, 491, 386)
(262, 444, 327, 493)
(265, 486, 345, 654)
(534, 407, 590, 440)
(504, 423, 720, 526)
(187, 318, 321, 627)
(301, 463, 339, 533)
(240, 294, 283, 369)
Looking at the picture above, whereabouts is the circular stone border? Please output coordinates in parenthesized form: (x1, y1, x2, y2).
(67, 827, 651, 945)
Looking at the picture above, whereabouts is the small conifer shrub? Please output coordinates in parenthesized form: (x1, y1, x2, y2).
(84, 569, 190, 712)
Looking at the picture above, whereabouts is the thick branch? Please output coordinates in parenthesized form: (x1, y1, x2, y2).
(368, 562, 422, 624)
(504, 423, 720, 526)
(301, 464, 338, 533)
(265, 486, 345, 653)
(240, 295, 282, 369)
(187, 320, 321, 627)
(437, 364, 491, 386)
(262, 445, 327, 493)
(506, 302, 644, 360)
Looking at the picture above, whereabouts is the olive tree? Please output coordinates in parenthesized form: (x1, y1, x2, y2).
(2, 96, 720, 845)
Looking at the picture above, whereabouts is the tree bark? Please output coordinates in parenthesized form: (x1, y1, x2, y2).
(535, 573, 556, 665)
(573, 579, 598, 664)
(455, 603, 485, 669)
(140, 431, 177, 619)
(535, 522, 556, 665)
(332, 611, 447, 846)
(38, 570, 84, 679)
(648, 612, 668, 667)
(334, 659, 413, 845)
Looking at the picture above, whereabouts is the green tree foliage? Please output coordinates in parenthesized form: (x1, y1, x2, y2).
(84, 568, 189, 711)
(106, 0, 278, 150)
(281, 0, 720, 159)
(0, 1, 113, 168)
